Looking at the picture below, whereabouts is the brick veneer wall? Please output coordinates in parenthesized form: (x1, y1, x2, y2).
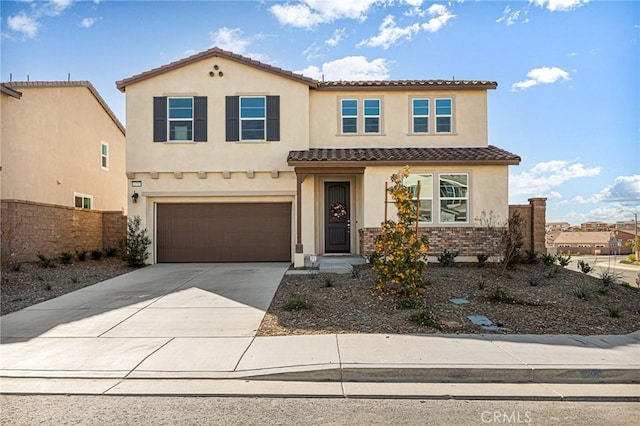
(1, 200, 126, 265)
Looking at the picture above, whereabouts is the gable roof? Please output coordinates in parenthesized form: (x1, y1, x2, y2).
(553, 231, 635, 245)
(288, 145, 521, 166)
(116, 47, 498, 93)
(2, 81, 125, 135)
(116, 47, 318, 92)
(1, 83, 22, 99)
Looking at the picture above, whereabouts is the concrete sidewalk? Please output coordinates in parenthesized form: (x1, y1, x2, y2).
(1, 262, 639, 400)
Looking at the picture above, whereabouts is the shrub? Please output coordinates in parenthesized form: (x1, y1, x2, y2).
(105, 247, 117, 257)
(9, 262, 21, 272)
(60, 252, 74, 265)
(541, 253, 556, 266)
(488, 283, 511, 303)
(372, 167, 429, 298)
(75, 250, 87, 262)
(123, 216, 152, 268)
(577, 260, 593, 274)
(606, 304, 621, 318)
(599, 269, 620, 286)
(437, 249, 459, 267)
(501, 211, 524, 269)
(90, 250, 103, 261)
(37, 253, 56, 268)
(408, 309, 441, 329)
(42, 282, 52, 291)
(524, 250, 540, 264)
(574, 285, 590, 300)
(557, 254, 571, 267)
(322, 275, 335, 288)
(477, 253, 489, 268)
(283, 297, 312, 312)
(397, 297, 423, 310)
(544, 267, 559, 279)
(528, 275, 542, 287)
(477, 277, 488, 290)
(70, 276, 79, 284)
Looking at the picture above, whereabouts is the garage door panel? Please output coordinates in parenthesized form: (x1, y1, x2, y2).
(157, 203, 291, 262)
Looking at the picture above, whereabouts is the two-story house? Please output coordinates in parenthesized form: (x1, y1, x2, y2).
(116, 47, 521, 267)
(1, 81, 127, 264)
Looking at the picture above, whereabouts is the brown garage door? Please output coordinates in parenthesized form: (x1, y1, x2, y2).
(156, 203, 291, 262)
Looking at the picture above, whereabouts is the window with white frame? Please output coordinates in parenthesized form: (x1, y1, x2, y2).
(240, 96, 266, 140)
(341, 99, 358, 134)
(168, 97, 193, 141)
(412, 98, 429, 134)
(101, 142, 108, 170)
(363, 99, 380, 133)
(405, 173, 433, 223)
(439, 173, 468, 223)
(74, 193, 92, 210)
(435, 98, 452, 133)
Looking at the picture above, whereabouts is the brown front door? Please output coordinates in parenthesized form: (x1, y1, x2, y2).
(325, 182, 350, 253)
(156, 203, 291, 262)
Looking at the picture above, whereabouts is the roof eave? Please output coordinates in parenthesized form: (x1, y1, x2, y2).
(317, 83, 497, 92)
(288, 159, 521, 167)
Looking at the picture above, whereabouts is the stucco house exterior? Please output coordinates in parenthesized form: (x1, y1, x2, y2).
(1, 81, 127, 264)
(553, 231, 635, 256)
(116, 47, 522, 267)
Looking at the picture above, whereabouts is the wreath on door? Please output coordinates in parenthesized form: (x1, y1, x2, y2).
(330, 202, 348, 222)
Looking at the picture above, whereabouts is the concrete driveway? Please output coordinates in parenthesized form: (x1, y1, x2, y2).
(0, 263, 289, 378)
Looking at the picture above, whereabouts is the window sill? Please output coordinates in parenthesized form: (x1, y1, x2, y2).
(337, 133, 387, 137)
(407, 133, 458, 136)
(161, 141, 200, 144)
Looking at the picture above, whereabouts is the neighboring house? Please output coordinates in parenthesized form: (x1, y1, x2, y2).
(546, 221, 570, 233)
(116, 47, 526, 267)
(553, 231, 635, 255)
(580, 221, 611, 232)
(1, 81, 127, 264)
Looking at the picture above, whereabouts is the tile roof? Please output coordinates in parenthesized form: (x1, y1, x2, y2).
(3, 81, 125, 135)
(116, 47, 497, 92)
(0, 83, 22, 99)
(287, 145, 521, 166)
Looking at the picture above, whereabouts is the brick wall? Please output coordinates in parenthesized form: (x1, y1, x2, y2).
(1, 200, 126, 265)
(509, 197, 547, 256)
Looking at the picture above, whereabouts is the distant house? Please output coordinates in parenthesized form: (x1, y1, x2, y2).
(1, 81, 127, 264)
(553, 231, 634, 255)
(116, 47, 547, 266)
(580, 221, 611, 232)
(546, 221, 570, 232)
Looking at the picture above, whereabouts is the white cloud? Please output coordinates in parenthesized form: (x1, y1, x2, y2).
(358, 15, 420, 49)
(7, 13, 39, 38)
(325, 28, 346, 46)
(80, 17, 98, 28)
(45, 0, 74, 16)
(531, 0, 589, 12)
(296, 56, 391, 81)
(598, 175, 640, 203)
(510, 160, 601, 197)
(496, 6, 521, 26)
(210, 27, 251, 54)
(511, 66, 570, 91)
(270, 0, 380, 29)
(421, 3, 455, 32)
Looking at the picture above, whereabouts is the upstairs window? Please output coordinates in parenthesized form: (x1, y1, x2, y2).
(226, 96, 280, 142)
(341, 99, 358, 134)
(412, 99, 429, 134)
(101, 142, 108, 170)
(363, 99, 380, 133)
(435, 98, 452, 133)
(74, 193, 92, 210)
(240, 97, 266, 140)
(439, 173, 468, 223)
(168, 97, 193, 141)
(153, 96, 207, 142)
(405, 173, 433, 223)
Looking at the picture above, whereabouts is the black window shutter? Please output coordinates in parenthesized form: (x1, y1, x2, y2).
(153, 96, 167, 142)
(225, 96, 239, 142)
(266, 95, 280, 141)
(193, 96, 207, 142)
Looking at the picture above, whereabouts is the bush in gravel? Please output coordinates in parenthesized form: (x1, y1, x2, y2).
(577, 260, 594, 274)
(557, 254, 571, 267)
(123, 216, 152, 268)
(437, 249, 459, 267)
(528, 275, 542, 287)
(105, 247, 117, 257)
(541, 253, 557, 266)
(501, 211, 524, 269)
(477, 253, 489, 268)
(544, 267, 559, 279)
(37, 253, 55, 268)
(397, 297, 423, 310)
(321, 275, 335, 288)
(599, 269, 620, 286)
(408, 309, 441, 329)
(372, 167, 429, 298)
(91, 250, 103, 261)
(9, 262, 21, 272)
(75, 250, 87, 262)
(606, 304, 621, 318)
(574, 284, 590, 300)
(60, 252, 74, 265)
(283, 297, 312, 311)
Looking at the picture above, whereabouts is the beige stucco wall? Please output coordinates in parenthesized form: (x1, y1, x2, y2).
(0, 86, 126, 212)
(309, 89, 489, 148)
(124, 56, 310, 175)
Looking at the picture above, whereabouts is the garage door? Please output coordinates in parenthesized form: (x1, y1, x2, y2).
(156, 203, 291, 262)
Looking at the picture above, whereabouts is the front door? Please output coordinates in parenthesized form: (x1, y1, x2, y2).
(325, 182, 350, 253)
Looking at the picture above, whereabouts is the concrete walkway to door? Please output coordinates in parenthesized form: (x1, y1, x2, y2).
(1, 263, 289, 378)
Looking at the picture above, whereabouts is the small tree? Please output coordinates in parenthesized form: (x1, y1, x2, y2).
(372, 167, 429, 298)
(501, 210, 524, 271)
(123, 216, 151, 268)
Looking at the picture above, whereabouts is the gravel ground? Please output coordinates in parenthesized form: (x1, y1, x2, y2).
(1, 258, 135, 315)
(257, 262, 640, 336)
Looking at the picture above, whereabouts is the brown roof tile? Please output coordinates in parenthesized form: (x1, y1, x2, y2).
(3, 81, 125, 135)
(317, 80, 497, 90)
(287, 145, 520, 166)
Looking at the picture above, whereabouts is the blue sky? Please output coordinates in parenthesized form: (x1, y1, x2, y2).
(2, 0, 638, 225)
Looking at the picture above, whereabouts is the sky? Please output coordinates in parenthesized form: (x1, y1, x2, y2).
(1, 0, 638, 225)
